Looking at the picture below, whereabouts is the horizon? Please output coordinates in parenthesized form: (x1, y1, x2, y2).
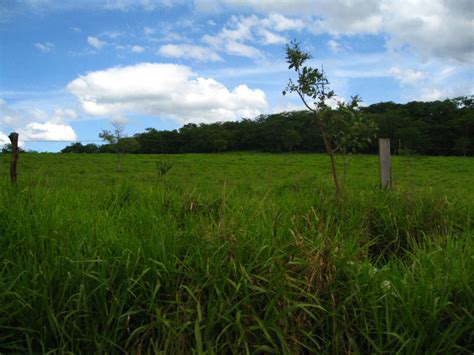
(1, 0, 473, 152)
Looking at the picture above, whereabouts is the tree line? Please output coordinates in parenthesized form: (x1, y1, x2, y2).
(61, 96, 473, 156)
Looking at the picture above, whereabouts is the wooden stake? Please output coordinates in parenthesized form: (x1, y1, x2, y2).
(379, 138, 391, 189)
(8, 132, 19, 184)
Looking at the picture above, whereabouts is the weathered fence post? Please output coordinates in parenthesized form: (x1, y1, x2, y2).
(379, 138, 391, 189)
(8, 132, 19, 184)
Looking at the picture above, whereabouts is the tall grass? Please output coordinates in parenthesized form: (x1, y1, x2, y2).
(0, 153, 472, 353)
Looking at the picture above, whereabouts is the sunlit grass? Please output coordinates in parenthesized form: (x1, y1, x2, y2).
(1, 153, 472, 353)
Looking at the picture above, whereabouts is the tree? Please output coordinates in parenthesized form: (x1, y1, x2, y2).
(453, 136, 470, 156)
(100, 120, 139, 170)
(283, 41, 376, 198)
(332, 99, 378, 175)
(99, 120, 124, 146)
(2, 143, 25, 154)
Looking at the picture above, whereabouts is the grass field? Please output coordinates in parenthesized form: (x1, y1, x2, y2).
(1, 152, 473, 353)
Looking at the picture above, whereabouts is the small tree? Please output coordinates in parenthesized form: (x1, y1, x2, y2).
(332, 98, 378, 176)
(100, 120, 139, 170)
(2, 143, 25, 154)
(453, 136, 470, 156)
(283, 41, 376, 198)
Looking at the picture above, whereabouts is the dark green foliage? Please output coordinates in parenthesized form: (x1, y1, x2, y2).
(156, 159, 174, 178)
(61, 142, 100, 153)
(2, 143, 26, 153)
(61, 96, 473, 156)
(362, 96, 474, 155)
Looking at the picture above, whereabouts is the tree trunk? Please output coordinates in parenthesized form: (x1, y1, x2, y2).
(315, 118, 341, 200)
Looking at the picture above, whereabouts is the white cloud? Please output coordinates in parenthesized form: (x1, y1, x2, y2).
(34, 42, 54, 53)
(271, 103, 306, 113)
(66, 63, 268, 123)
(224, 41, 262, 58)
(381, 0, 474, 63)
(103, 0, 187, 11)
(158, 44, 222, 62)
(195, 0, 474, 63)
(389, 67, 426, 85)
(327, 39, 342, 53)
(87, 36, 106, 49)
(419, 82, 473, 102)
(201, 15, 266, 59)
(19, 122, 77, 141)
(131, 45, 145, 53)
(0, 98, 78, 142)
(260, 13, 304, 31)
(0, 98, 22, 126)
(0, 131, 9, 145)
(140, 0, 158, 11)
(420, 88, 448, 101)
(51, 108, 77, 123)
(194, 0, 308, 14)
(98, 30, 123, 39)
(258, 28, 286, 45)
(144, 26, 155, 35)
(199, 13, 305, 59)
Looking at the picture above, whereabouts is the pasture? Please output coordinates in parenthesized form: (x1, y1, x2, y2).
(1, 153, 473, 353)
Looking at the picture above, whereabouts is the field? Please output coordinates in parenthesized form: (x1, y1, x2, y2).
(1, 152, 473, 353)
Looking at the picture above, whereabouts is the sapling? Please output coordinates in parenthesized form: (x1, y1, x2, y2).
(283, 41, 376, 198)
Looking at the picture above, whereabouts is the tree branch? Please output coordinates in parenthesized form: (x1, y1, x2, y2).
(295, 88, 316, 113)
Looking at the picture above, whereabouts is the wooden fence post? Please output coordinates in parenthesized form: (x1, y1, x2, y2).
(379, 138, 391, 189)
(8, 132, 19, 184)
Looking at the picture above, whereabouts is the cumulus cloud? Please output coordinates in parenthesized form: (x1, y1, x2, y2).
(0, 98, 22, 126)
(103, 0, 187, 11)
(381, 0, 474, 63)
(327, 39, 342, 53)
(131, 45, 145, 53)
(144, 26, 155, 35)
(202, 15, 262, 58)
(224, 41, 262, 58)
(260, 13, 304, 31)
(19, 122, 77, 141)
(0, 131, 9, 145)
(271, 103, 306, 113)
(195, 0, 474, 63)
(389, 67, 426, 85)
(201, 14, 299, 59)
(419, 82, 473, 102)
(34, 42, 54, 53)
(158, 44, 222, 62)
(419, 88, 448, 101)
(66, 63, 268, 123)
(258, 28, 286, 45)
(0, 98, 78, 142)
(87, 36, 106, 49)
(51, 108, 78, 122)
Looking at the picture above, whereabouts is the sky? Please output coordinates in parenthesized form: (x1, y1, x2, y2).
(0, 0, 473, 152)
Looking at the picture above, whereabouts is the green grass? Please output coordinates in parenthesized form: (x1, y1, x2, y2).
(1, 153, 473, 353)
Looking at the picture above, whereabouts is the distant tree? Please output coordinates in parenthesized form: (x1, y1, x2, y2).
(2, 143, 25, 153)
(61, 142, 100, 153)
(332, 98, 378, 174)
(116, 137, 140, 154)
(283, 41, 376, 198)
(61, 142, 83, 153)
(453, 137, 470, 156)
(82, 143, 100, 154)
(99, 120, 124, 146)
(100, 120, 139, 170)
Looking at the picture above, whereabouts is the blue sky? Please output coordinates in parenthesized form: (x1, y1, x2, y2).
(0, 0, 473, 152)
